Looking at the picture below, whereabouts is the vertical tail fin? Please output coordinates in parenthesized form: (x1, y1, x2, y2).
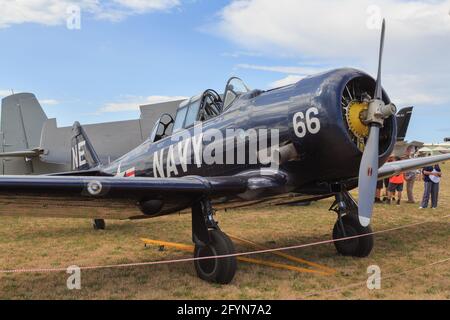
(396, 107, 413, 142)
(1, 93, 48, 174)
(71, 122, 101, 171)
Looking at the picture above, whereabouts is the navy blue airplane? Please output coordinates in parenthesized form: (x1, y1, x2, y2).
(0, 21, 448, 284)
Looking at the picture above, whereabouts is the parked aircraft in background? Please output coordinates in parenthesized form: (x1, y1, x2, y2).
(0, 93, 185, 175)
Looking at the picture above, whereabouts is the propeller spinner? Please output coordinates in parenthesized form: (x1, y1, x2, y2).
(357, 19, 397, 227)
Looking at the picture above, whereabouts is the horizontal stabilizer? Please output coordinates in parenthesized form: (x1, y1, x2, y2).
(0, 148, 43, 158)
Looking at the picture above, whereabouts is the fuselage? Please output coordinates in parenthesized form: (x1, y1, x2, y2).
(102, 68, 396, 206)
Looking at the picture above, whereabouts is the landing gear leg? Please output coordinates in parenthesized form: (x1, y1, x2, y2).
(192, 197, 237, 284)
(329, 186, 373, 257)
(93, 219, 106, 230)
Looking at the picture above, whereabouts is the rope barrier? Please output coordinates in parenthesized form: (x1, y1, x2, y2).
(0, 214, 448, 274)
(141, 237, 336, 275)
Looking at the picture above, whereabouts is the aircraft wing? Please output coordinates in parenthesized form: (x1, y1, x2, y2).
(0, 175, 247, 198)
(0, 174, 249, 219)
(378, 154, 450, 180)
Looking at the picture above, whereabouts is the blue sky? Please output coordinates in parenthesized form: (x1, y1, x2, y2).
(0, 0, 449, 143)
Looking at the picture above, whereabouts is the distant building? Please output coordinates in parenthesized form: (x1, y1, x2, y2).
(422, 142, 450, 155)
(393, 140, 424, 157)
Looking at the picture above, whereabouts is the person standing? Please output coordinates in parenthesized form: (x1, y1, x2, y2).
(419, 164, 442, 209)
(403, 149, 417, 204)
(382, 155, 396, 201)
(404, 169, 417, 203)
(375, 180, 384, 203)
(387, 171, 405, 205)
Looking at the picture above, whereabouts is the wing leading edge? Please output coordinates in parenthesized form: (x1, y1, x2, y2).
(0, 175, 248, 198)
(378, 154, 450, 180)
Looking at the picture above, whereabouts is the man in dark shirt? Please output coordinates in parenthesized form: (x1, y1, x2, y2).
(419, 164, 442, 209)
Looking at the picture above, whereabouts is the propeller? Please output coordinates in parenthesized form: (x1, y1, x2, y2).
(357, 19, 396, 227)
(358, 124, 380, 227)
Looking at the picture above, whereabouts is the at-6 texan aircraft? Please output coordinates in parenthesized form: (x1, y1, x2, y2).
(0, 21, 448, 284)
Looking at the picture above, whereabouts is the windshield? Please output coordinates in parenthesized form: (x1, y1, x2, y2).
(173, 95, 202, 132)
(184, 98, 201, 128)
(173, 107, 188, 132)
(223, 77, 250, 110)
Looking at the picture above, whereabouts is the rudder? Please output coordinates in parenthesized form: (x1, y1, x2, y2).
(396, 107, 413, 142)
(71, 121, 101, 171)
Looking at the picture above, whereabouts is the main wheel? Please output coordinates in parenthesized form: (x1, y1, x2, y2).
(194, 229, 237, 284)
(93, 219, 106, 230)
(332, 214, 373, 257)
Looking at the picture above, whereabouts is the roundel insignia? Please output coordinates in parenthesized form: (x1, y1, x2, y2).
(87, 180, 103, 196)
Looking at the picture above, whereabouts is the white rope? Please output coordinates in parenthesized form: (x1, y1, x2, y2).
(0, 215, 448, 274)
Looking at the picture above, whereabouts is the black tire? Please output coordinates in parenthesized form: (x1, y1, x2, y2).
(194, 230, 237, 284)
(332, 214, 373, 257)
(93, 219, 106, 230)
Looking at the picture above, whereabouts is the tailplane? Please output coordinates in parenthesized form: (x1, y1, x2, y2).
(0, 93, 48, 174)
(71, 122, 101, 171)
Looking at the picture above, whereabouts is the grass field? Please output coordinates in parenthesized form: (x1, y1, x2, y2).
(0, 163, 449, 300)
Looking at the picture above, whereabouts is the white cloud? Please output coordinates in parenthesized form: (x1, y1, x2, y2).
(0, 0, 181, 28)
(0, 89, 13, 98)
(269, 75, 305, 88)
(112, 0, 179, 12)
(100, 95, 187, 113)
(221, 51, 263, 58)
(215, 0, 450, 107)
(216, 0, 450, 59)
(0, 0, 98, 28)
(95, 0, 180, 21)
(384, 73, 449, 106)
(40, 99, 60, 106)
(237, 64, 324, 76)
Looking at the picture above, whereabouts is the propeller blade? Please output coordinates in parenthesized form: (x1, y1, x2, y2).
(358, 125, 380, 227)
(374, 19, 386, 100)
(357, 19, 386, 227)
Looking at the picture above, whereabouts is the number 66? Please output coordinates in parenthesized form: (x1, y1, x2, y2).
(293, 107, 321, 138)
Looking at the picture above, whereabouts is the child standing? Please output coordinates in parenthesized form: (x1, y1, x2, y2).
(387, 172, 405, 206)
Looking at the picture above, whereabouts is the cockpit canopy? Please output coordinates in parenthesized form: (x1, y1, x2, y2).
(172, 77, 250, 133)
(150, 77, 250, 142)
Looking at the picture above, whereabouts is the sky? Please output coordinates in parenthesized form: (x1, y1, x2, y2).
(0, 0, 449, 143)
